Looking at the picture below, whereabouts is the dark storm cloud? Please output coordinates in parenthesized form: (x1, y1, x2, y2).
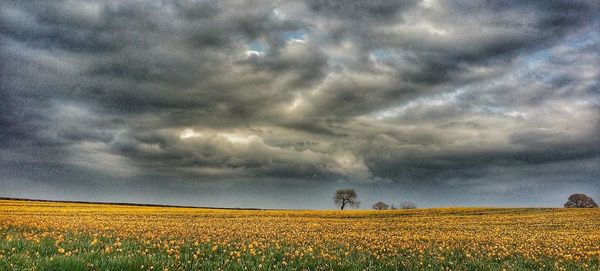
(306, 0, 420, 20)
(0, 0, 598, 208)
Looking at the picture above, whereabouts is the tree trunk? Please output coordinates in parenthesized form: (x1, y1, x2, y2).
(340, 201, 346, 210)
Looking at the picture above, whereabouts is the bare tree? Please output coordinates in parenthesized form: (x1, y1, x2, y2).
(372, 201, 389, 210)
(400, 201, 417, 209)
(334, 189, 360, 210)
(389, 204, 397, 210)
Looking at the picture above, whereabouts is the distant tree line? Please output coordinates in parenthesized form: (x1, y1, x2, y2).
(372, 201, 417, 210)
(333, 189, 417, 210)
(335, 190, 599, 210)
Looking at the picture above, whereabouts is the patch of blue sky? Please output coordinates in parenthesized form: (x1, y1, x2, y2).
(282, 30, 306, 42)
(372, 88, 469, 120)
(371, 48, 395, 61)
(525, 27, 598, 69)
(566, 25, 599, 49)
(524, 50, 550, 68)
(248, 40, 268, 53)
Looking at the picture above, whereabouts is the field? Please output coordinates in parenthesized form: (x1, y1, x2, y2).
(1, 199, 599, 271)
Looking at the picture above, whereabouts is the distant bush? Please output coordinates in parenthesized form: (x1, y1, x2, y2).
(372, 202, 389, 210)
(400, 201, 417, 209)
(564, 194, 598, 208)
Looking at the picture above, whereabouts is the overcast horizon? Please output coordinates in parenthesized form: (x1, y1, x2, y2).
(1, 0, 599, 209)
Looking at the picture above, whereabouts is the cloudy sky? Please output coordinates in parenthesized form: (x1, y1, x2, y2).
(1, 0, 599, 209)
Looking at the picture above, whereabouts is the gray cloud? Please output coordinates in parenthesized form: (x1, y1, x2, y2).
(0, 0, 598, 208)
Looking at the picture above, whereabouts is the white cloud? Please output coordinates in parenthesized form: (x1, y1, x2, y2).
(180, 128, 202, 139)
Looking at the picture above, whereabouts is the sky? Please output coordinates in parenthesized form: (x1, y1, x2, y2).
(0, 0, 599, 209)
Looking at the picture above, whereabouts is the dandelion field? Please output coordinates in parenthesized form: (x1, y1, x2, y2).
(1, 199, 599, 271)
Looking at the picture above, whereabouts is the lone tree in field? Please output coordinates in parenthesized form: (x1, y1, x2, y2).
(372, 201, 389, 210)
(400, 201, 417, 209)
(564, 194, 598, 208)
(334, 189, 360, 210)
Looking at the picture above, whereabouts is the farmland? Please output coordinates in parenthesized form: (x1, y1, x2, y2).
(1, 199, 599, 270)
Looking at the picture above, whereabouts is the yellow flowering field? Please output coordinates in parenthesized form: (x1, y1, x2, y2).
(1, 199, 599, 270)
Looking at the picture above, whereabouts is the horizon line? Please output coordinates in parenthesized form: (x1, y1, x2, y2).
(0, 196, 564, 211)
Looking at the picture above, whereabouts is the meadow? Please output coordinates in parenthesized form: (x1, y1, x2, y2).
(0, 199, 599, 271)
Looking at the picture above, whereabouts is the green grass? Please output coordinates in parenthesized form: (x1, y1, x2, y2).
(0, 228, 598, 271)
